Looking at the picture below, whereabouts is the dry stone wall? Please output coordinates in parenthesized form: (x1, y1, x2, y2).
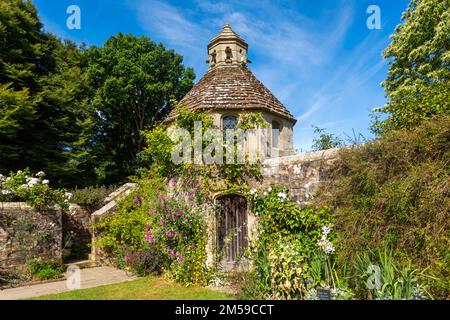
(0, 203, 62, 270)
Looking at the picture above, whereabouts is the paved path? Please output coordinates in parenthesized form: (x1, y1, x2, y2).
(0, 266, 135, 300)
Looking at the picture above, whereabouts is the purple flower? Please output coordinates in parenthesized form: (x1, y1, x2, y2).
(177, 210, 184, 217)
(166, 230, 175, 238)
(145, 232, 156, 243)
(149, 210, 156, 216)
(133, 197, 141, 206)
(124, 255, 129, 263)
(176, 252, 183, 264)
(191, 243, 197, 249)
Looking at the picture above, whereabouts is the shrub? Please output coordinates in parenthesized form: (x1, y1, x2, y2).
(0, 169, 70, 209)
(94, 175, 165, 257)
(26, 258, 66, 280)
(245, 186, 339, 299)
(145, 179, 212, 286)
(124, 245, 167, 276)
(314, 115, 450, 298)
(71, 185, 117, 211)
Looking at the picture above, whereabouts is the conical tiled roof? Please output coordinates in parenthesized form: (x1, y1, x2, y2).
(166, 64, 296, 122)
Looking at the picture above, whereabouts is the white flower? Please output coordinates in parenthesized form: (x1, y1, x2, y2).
(6, 177, 11, 182)
(250, 188, 257, 195)
(263, 192, 268, 196)
(27, 178, 39, 188)
(17, 170, 22, 174)
(1, 189, 12, 195)
(268, 187, 272, 192)
(277, 192, 287, 201)
(321, 225, 332, 236)
(42, 179, 49, 185)
(36, 171, 45, 177)
(318, 238, 335, 254)
(65, 192, 73, 200)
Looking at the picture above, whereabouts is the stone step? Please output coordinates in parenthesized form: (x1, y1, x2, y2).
(64, 259, 97, 269)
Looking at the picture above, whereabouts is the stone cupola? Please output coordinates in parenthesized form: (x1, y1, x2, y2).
(207, 24, 249, 67)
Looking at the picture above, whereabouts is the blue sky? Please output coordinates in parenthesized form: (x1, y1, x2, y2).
(33, 0, 409, 151)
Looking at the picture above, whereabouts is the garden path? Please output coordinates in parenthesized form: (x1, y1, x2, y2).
(0, 266, 135, 300)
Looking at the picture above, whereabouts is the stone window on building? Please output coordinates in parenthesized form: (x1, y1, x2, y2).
(272, 120, 281, 149)
(222, 115, 237, 141)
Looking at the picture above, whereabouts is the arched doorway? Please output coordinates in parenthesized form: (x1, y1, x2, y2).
(217, 194, 248, 269)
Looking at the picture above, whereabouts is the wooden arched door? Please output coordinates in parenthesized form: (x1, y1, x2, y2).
(217, 194, 248, 268)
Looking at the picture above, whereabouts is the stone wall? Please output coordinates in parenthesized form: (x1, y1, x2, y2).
(62, 204, 93, 261)
(256, 148, 340, 205)
(0, 203, 62, 271)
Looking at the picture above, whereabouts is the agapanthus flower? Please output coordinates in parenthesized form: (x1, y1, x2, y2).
(318, 238, 335, 254)
(321, 225, 332, 236)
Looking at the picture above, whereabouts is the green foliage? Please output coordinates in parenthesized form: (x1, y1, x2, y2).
(353, 250, 433, 300)
(86, 34, 195, 184)
(26, 258, 66, 280)
(311, 126, 343, 151)
(314, 115, 450, 298)
(374, 0, 450, 132)
(0, 169, 70, 209)
(0, 0, 96, 187)
(245, 186, 339, 299)
(71, 185, 117, 211)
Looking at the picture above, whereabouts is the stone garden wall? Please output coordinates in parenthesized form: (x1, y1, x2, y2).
(257, 148, 340, 205)
(0, 203, 62, 271)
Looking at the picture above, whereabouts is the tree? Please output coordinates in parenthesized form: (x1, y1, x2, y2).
(87, 33, 195, 184)
(374, 0, 450, 131)
(0, 0, 95, 187)
(311, 126, 343, 151)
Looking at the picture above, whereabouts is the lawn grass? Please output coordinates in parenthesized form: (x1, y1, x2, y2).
(32, 276, 236, 300)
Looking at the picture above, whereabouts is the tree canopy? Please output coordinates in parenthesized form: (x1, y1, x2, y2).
(87, 34, 194, 184)
(375, 0, 450, 131)
(0, 0, 195, 187)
